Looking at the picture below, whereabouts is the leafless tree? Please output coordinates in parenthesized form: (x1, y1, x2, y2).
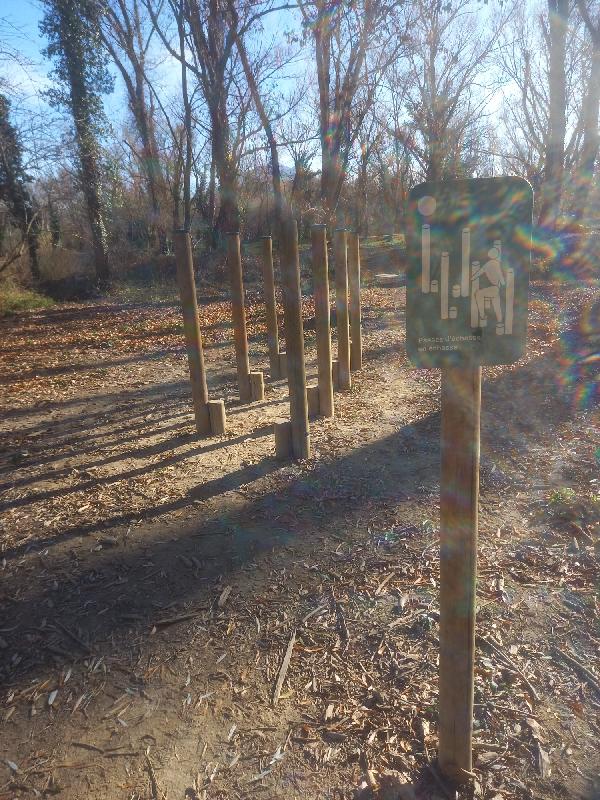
(100, 0, 167, 243)
(398, 0, 508, 183)
(573, 0, 600, 221)
(297, 0, 404, 226)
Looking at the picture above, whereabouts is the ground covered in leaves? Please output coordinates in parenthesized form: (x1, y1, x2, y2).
(0, 272, 598, 800)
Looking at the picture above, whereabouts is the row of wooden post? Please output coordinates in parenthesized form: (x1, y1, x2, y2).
(174, 222, 363, 459)
(274, 221, 363, 460)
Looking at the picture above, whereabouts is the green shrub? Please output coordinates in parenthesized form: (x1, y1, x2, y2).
(0, 282, 55, 316)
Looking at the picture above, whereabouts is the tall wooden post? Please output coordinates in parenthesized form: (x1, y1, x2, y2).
(260, 236, 280, 379)
(227, 233, 252, 403)
(334, 228, 351, 390)
(280, 219, 310, 460)
(348, 231, 363, 371)
(438, 363, 481, 783)
(311, 224, 334, 417)
(173, 230, 211, 435)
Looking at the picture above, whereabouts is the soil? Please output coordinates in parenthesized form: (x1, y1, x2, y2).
(0, 270, 598, 800)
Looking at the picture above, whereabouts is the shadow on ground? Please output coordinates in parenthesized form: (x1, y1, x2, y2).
(0, 348, 580, 693)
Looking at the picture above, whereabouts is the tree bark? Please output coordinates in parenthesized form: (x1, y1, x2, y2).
(229, 9, 285, 233)
(573, 2, 600, 222)
(540, 0, 568, 228)
(57, 3, 111, 285)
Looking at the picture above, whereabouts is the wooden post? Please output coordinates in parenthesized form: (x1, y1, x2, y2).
(279, 219, 310, 460)
(306, 384, 320, 418)
(260, 236, 280, 379)
(331, 359, 340, 391)
(274, 419, 292, 459)
(249, 371, 265, 402)
(173, 230, 211, 436)
(311, 224, 334, 417)
(227, 233, 252, 403)
(207, 399, 226, 435)
(348, 231, 363, 371)
(279, 351, 288, 379)
(438, 363, 481, 784)
(334, 228, 351, 390)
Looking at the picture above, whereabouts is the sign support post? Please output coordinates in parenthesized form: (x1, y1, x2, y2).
(438, 360, 481, 782)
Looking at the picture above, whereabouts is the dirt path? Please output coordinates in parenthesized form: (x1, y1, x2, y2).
(0, 281, 598, 800)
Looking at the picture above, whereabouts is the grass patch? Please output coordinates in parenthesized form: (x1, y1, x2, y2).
(545, 485, 600, 527)
(361, 234, 405, 249)
(0, 283, 56, 316)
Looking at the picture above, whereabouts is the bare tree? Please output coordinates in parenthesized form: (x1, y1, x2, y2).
(498, 2, 588, 218)
(41, 0, 113, 286)
(573, 0, 600, 221)
(539, 0, 569, 227)
(100, 0, 167, 244)
(398, 0, 506, 183)
(297, 0, 403, 225)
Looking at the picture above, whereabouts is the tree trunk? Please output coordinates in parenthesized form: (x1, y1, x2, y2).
(62, 70, 111, 282)
(232, 22, 285, 234)
(573, 13, 600, 223)
(27, 224, 40, 280)
(540, 0, 568, 228)
(211, 104, 239, 236)
(76, 125, 111, 286)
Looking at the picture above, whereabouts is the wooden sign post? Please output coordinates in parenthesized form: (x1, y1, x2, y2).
(173, 229, 212, 436)
(279, 219, 310, 460)
(311, 224, 334, 418)
(406, 177, 533, 783)
(438, 361, 481, 780)
(260, 235, 281, 379)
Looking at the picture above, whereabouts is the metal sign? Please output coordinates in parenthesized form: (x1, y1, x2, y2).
(406, 177, 533, 367)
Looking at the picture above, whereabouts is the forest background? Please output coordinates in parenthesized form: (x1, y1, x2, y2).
(0, 0, 598, 300)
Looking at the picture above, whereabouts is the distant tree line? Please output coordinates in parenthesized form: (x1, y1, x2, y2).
(0, 0, 598, 286)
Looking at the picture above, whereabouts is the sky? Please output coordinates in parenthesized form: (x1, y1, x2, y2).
(1, 1, 50, 98)
(0, 0, 305, 175)
(0, 0, 540, 181)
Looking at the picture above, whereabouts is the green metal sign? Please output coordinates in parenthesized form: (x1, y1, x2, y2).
(406, 177, 533, 367)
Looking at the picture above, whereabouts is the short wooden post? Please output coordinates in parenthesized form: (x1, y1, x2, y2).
(173, 230, 211, 436)
(274, 419, 292, 459)
(306, 384, 320, 418)
(207, 399, 226, 435)
(280, 219, 310, 460)
(226, 233, 252, 403)
(249, 371, 265, 402)
(331, 359, 340, 391)
(334, 228, 351, 390)
(279, 351, 288, 379)
(348, 231, 363, 371)
(311, 224, 334, 417)
(260, 236, 280, 379)
(438, 363, 481, 784)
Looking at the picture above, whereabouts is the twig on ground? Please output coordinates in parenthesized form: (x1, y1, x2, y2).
(478, 635, 540, 703)
(272, 628, 296, 706)
(551, 646, 600, 696)
(53, 620, 94, 655)
(145, 754, 166, 800)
